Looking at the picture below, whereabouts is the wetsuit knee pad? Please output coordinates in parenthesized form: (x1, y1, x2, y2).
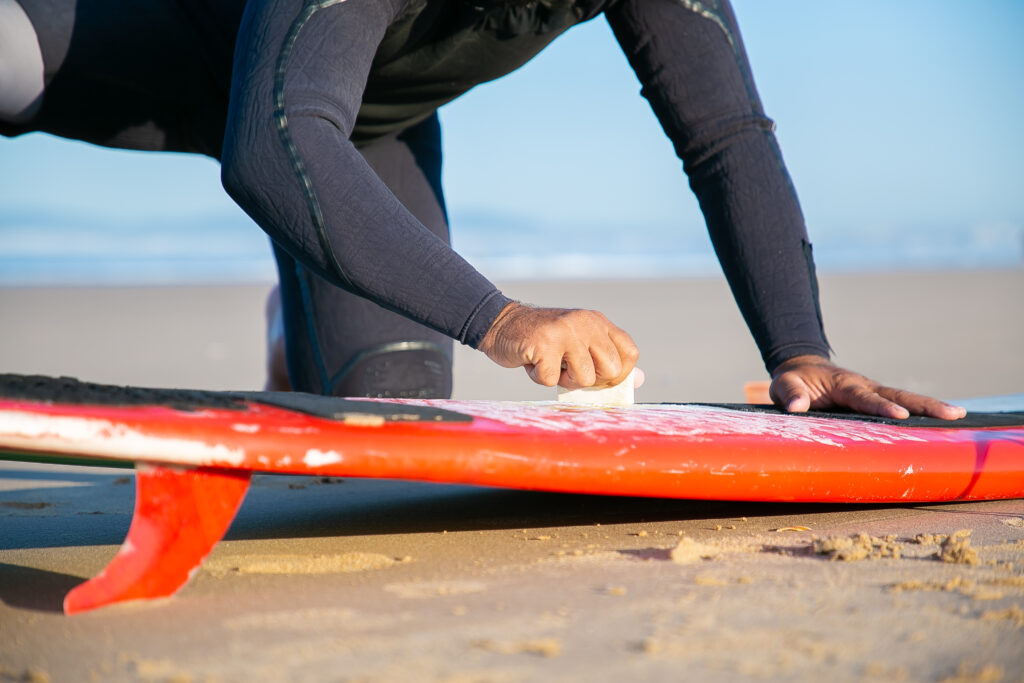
(330, 341, 452, 399)
(0, 0, 45, 124)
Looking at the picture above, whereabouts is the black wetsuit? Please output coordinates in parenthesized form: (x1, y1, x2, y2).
(4, 0, 830, 396)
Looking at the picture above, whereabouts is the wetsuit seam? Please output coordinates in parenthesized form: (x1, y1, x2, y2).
(273, 0, 357, 295)
(295, 262, 332, 393)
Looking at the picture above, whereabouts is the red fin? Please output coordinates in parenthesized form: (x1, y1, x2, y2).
(64, 464, 250, 614)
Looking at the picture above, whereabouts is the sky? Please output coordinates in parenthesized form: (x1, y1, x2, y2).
(1, 0, 1021, 283)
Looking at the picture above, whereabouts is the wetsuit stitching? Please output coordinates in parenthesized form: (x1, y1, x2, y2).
(295, 262, 332, 393)
(273, 0, 356, 293)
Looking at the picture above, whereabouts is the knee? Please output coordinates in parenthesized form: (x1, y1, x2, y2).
(330, 343, 454, 399)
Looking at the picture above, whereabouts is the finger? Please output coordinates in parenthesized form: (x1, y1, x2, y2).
(876, 387, 967, 420)
(526, 356, 562, 387)
(633, 367, 646, 389)
(606, 327, 640, 386)
(588, 338, 623, 386)
(561, 344, 597, 389)
(770, 374, 812, 413)
(836, 384, 910, 420)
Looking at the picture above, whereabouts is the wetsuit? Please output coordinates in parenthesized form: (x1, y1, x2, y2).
(2, 0, 830, 397)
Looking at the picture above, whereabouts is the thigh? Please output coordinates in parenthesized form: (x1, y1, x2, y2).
(4, 0, 243, 156)
(277, 112, 456, 398)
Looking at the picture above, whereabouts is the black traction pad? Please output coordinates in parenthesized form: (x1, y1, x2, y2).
(0, 374, 471, 423)
(691, 403, 1024, 429)
(235, 391, 471, 423)
(0, 374, 247, 412)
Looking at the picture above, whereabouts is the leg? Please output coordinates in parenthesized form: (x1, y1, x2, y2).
(3, 0, 242, 155)
(273, 113, 455, 398)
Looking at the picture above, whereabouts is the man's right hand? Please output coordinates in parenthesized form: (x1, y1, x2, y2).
(477, 302, 640, 390)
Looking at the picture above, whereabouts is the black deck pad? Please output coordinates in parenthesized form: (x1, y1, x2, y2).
(0, 374, 471, 423)
(235, 391, 472, 423)
(0, 374, 247, 412)
(691, 403, 1024, 429)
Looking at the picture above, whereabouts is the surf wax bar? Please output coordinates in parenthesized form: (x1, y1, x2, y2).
(557, 368, 635, 406)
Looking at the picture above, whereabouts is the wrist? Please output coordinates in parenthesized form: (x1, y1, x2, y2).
(771, 353, 831, 378)
(478, 301, 525, 354)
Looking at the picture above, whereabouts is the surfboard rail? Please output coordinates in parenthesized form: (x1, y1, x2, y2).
(0, 374, 1022, 614)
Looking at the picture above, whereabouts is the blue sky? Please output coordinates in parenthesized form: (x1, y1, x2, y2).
(1, 0, 1021, 283)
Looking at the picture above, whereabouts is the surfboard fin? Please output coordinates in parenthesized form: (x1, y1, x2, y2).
(63, 464, 251, 615)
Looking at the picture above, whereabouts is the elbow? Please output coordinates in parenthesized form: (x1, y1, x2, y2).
(220, 133, 262, 218)
(678, 113, 776, 173)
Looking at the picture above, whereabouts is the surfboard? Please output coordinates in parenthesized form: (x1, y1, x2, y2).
(1, 373, 1022, 614)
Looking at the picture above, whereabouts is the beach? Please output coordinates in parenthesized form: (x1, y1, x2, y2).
(1, 269, 1023, 681)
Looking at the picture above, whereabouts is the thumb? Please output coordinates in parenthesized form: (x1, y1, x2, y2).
(771, 373, 812, 413)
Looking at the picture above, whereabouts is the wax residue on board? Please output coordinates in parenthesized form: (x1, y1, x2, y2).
(811, 533, 902, 561)
(203, 552, 397, 575)
(390, 398, 931, 447)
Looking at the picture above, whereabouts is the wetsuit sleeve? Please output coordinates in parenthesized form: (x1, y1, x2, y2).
(220, 0, 509, 348)
(605, 0, 831, 372)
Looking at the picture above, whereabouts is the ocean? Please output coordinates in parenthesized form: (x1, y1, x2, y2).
(1, 207, 1020, 287)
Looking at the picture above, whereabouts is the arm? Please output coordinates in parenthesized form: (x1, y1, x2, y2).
(221, 0, 637, 388)
(606, 0, 962, 418)
(220, 0, 508, 348)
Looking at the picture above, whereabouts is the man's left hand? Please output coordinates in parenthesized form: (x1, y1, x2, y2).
(770, 355, 966, 420)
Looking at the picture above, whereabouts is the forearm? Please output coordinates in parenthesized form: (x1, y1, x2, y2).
(607, 0, 830, 371)
(688, 126, 831, 372)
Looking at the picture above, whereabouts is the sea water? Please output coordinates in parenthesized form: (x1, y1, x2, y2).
(1, 206, 1020, 286)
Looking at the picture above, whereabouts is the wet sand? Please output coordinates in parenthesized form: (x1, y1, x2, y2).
(1, 270, 1022, 681)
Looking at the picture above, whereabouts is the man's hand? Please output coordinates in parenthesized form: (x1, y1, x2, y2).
(770, 355, 966, 420)
(478, 302, 639, 390)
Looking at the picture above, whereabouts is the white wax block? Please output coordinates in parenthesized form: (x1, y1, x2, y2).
(557, 369, 635, 405)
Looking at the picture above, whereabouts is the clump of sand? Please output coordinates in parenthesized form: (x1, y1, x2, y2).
(939, 530, 980, 566)
(204, 552, 397, 575)
(910, 533, 945, 545)
(888, 576, 975, 595)
(669, 537, 719, 564)
(811, 533, 902, 561)
(474, 638, 562, 657)
(939, 663, 1004, 683)
(979, 605, 1024, 628)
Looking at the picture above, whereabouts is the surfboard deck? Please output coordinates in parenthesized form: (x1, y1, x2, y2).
(1, 373, 1022, 614)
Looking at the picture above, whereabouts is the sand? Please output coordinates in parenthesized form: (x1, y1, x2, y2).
(1, 270, 1023, 681)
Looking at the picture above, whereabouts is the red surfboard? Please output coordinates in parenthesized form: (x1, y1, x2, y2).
(1, 374, 1021, 614)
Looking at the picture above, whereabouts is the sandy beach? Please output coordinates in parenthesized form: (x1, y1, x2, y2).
(1, 270, 1022, 681)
